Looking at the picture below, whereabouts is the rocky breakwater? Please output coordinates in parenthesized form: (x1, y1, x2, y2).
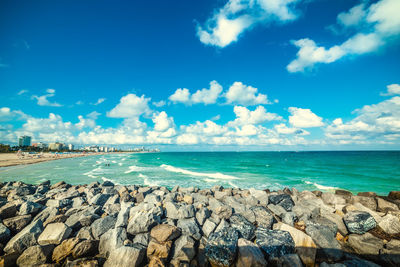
(0, 181, 399, 267)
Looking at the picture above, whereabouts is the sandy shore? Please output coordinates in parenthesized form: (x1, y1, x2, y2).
(0, 152, 111, 168)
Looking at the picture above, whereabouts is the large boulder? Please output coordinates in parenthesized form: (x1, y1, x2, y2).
(269, 253, 304, 267)
(147, 238, 172, 266)
(99, 227, 127, 257)
(0, 203, 18, 219)
(150, 224, 181, 243)
(3, 215, 31, 233)
(4, 219, 43, 254)
(378, 214, 400, 234)
(91, 216, 117, 239)
(205, 227, 239, 267)
(71, 239, 99, 258)
(52, 237, 80, 263)
(229, 213, 255, 240)
(38, 223, 72, 245)
(343, 211, 376, 234)
(251, 206, 274, 228)
(202, 219, 217, 238)
(268, 194, 295, 211)
(127, 209, 161, 235)
(347, 233, 383, 255)
(377, 198, 399, 212)
(0, 223, 11, 243)
(16, 244, 53, 266)
(255, 228, 295, 259)
(236, 238, 267, 267)
(169, 235, 197, 267)
(177, 217, 202, 240)
(104, 244, 146, 267)
(19, 201, 43, 216)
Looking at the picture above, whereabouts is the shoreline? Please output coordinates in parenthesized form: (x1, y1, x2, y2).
(0, 181, 399, 266)
(0, 152, 132, 168)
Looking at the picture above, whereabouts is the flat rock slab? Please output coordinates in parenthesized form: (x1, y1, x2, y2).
(255, 227, 295, 259)
(38, 222, 72, 245)
(150, 224, 181, 243)
(104, 244, 146, 267)
(344, 211, 376, 234)
(236, 238, 267, 267)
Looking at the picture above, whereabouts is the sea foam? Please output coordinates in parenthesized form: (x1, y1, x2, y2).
(305, 180, 338, 191)
(160, 164, 239, 180)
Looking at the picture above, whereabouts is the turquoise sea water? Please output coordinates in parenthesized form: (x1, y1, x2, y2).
(0, 151, 399, 195)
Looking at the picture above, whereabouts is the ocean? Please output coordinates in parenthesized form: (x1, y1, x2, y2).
(0, 151, 399, 195)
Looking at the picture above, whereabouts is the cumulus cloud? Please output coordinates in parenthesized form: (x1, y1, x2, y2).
(228, 105, 282, 126)
(107, 94, 151, 118)
(17, 89, 28, 95)
(152, 111, 175, 132)
(381, 83, 400, 96)
(287, 0, 400, 72)
(153, 100, 166, 107)
(0, 107, 28, 122)
(92, 98, 106, 105)
(197, 0, 304, 47)
(225, 81, 271, 106)
(169, 81, 223, 105)
(274, 123, 309, 135)
(288, 107, 324, 128)
(31, 89, 62, 107)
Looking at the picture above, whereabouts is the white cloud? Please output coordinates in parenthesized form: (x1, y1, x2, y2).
(197, 0, 303, 47)
(153, 100, 166, 107)
(381, 84, 400, 96)
(182, 120, 228, 137)
(17, 90, 28, 95)
(169, 81, 223, 105)
(274, 123, 309, 135)
(107, 94, 151, 118)
(93, 98, 106, 105)
(228, 105, 282, 126)
(176, 133, 199, 145)
(75, 101, 84, 105)
(152, 111, 175, 132)
(225, 82, 271, 106)
(288, 107, 324, 128)
(0, 107, 28, 122)
(287, 0, 400, 72)
(32, 89, 62, 107)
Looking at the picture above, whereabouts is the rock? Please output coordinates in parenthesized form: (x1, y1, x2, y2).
(132, 232, 150, 246)
(229, 213, 255, 240)
(88, 194, 111, 206)
(91, 216, 117, 239)
(147, 239, 172, 266)
(351, 196, 377, 211)
(282, 212, 297, 226)
(274, 223, 316, 267)
(205, 227, 239, 267)
(115, 202, 132, 228)
(169, 235, 196, 266)
(202, 219, 217, 237)
(341, 258, 381, 267)
(343, 211, 376, 234)
(215, 219, 230, 233)
(177, 218, 202, 240)
(76, 227, 94, 240)
(0, 253, 19, 267)
(165, 202, 180, 219)
(0, 203, 17, 219)
(378, 214, 400, 234)
(335, 189, 352, 198)
(99, 227, 127, 256)
(269, 253, 304, 267)
(19, 201, 43, 215)
(3, 215, 32, 233)
(104, 244, 146, 267)
(38, 223, 72, 245)
(150, 224, 181, 243)
(72, 239, 99, 258)
(267, 204, 287, 218)
(255, 227, 295, 259)
(377, 197, 399, 212)
(251, 206, 274, 228)
(388, 191, 400, 200)
(215, 206, 233, 220)
(347, 233, 383, 255)
(183, 195, 193, 204)
(52, 237, 80, 263)
(236, 238, 267, 267)
(64, 258, 99, 267)
(0, 223, 10, 243)
(127, 210, 160, 235)
(178, 204, 195, 219)
(321, 212, 348, 236)
(44, 214, 68, 226)
(4, 219, 43, 254)
(144, 194, 161, 204)
(196, 207, 211, 226)
(268, 194, 295, 211)
(16, 244, 53, 266)
(46, 199, 72, 208)
(321, 193, 346, 207)
(381, 239, 400, 266)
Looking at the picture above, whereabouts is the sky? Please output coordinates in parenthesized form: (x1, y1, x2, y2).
(0, 0, 400, 151)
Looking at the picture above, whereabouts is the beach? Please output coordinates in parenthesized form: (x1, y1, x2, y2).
(0, 180, 399, 266)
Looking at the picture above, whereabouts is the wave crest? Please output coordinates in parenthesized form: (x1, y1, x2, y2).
(160, 164, 239, 180)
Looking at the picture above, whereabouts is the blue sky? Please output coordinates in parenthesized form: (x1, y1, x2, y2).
(1, 0, 400, 150)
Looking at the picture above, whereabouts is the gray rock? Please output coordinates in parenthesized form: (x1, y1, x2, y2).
(196, 207, 211, 225)
(143, 193, 161, 204)
(104, 244, 146, 267)
(282, 212, 297, 226)
(230, 213, 255, 240)
(347, 233, 383, 255)
(178, 204, 195, 219)
(19, 201, 43, 215)
(0, 222, 11, 243)
(343, 211, 376, 234)
(215, 219, 230, 233)
(133, 232, 150, 246)
(127, 209, 161, 235)
(236, 238, 267, 267)
(33, 207, 59, 223)
(177, 217, 202, 240)
(205, 227, 239, 267)
(4, 219, 44, 254)
(0, 203, 18, 219)
(377, 197, 399, 212)
(115, 202, 133, 228)
(3, 215, 32, 233)
(76, 226, 94, 240)
(255, 228, 295, 259)
(341, 258, 381, 267)
(71, 239, 99, 258)
(72, 197, 86, 208)
(202, 219, 217, 237)
(88, 193, 111, 206)
(269, 194, 295, 211)
(269, 253, 303, 267)
(268, 204, 287, 217)
(99, 227, 127, 257)
(165, 201, 180, 219)
(251, 206, 274, 228)
(16, 244, 54, 266)
(351, 196, 377, 211)
(170, 235, 196, 266)
(46, 198, 72, 208)
(91, 216, 117, 239)
(38, 222, 72, 245)
(378, 214, 400, 234)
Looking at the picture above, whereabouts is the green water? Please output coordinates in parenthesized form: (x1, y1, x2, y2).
(0, 151, 399, 195)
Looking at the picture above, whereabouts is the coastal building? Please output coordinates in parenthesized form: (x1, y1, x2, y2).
(18, 136, 31, 147)
(48, 142, 64, 151)
(68, 144, 74, 151)
(32, 142, 48, 149)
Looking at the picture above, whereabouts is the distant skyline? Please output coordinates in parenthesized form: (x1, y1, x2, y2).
(1, 0, 400, 151)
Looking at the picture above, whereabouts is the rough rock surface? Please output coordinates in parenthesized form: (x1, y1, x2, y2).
(205, 227, 239, 267)
(343, 211, 377, 234)
(255, 227, 295, 259)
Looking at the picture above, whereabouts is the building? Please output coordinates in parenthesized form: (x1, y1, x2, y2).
(48, 142, 64, 151)
(18, 136, 31, 147)
(68, 144, 74, 151)
(32, 142, 48, 149)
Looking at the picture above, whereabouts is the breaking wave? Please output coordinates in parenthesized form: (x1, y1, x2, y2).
(304, 180, 338, 191)
(160, 164, 239, 180)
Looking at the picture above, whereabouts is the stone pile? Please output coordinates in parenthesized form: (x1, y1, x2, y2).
(0, 180, 399, 266)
